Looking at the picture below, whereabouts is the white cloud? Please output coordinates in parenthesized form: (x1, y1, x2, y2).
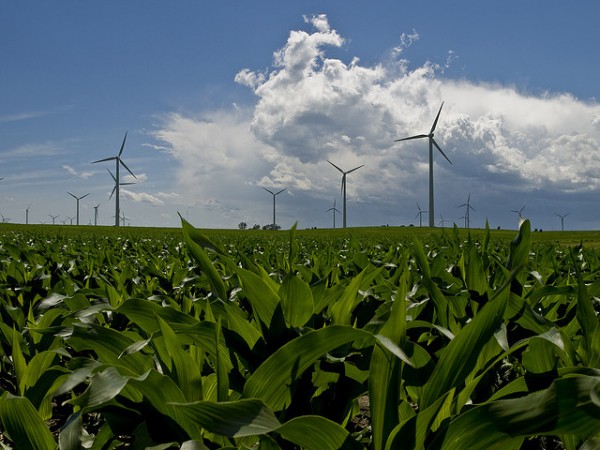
(152, 14, 600, 229)
(63, 165, 94, 179)
(121, 189, 164, 206)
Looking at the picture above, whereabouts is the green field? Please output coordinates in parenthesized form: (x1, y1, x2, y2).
(0, 220, 599, 449)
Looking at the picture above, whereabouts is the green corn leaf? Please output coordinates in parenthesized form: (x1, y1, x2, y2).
(437, 375, 600, 449)
(169, 398, 281, 438)
(505, 219, 531, 271)
(181, 217, 227, 301)
(0, 392, 56, 450)
(330, 264, 382, 325)
(235, 266, 280, 328)
(420, 284, 509, 409)
(276, 415, 364, 450)
(279, 273, 314, 328)
(243, 325, 373, 410)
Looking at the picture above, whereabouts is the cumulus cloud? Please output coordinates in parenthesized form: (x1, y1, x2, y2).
(63, 165, 94, 179)
(153, 14, 600, 229)
(121, 189, 164, 206)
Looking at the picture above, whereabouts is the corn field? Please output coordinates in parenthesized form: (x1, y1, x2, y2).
(0, 219, 599, 449)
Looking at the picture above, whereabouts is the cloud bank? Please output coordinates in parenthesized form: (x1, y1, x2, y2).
(151, 14, 600, 229)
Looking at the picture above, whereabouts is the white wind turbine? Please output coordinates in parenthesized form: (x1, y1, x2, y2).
(25, 204, 31, 225)
(416, 203, 427, 227)
(92, 132, 137, 226)
(93, 203, 101, 226)
(511, 205, 526, 227)
(67, 192, 90, 226)
(262, 187, 285, 230)
(555, 213, 569, 231)
(325, 199, 341, 229)
(48, 214, 60, 225)
(458, 193, 476, 229)
(327, 160, 364, 229)
(395, 102, 452, 227)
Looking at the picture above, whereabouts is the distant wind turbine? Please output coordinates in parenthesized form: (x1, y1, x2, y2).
(325, 199, 341, 229)
(555, 213, 569, 231)
(395, 102, 452, 227)
(67, 192, 90, 226)
(0, 214, 10, 223)
(416, 203, 427, 227)
(92, 132, 137, 226)
(458, 193, 476, 229)
(262, 187, 285, 230)
(25, 204, 31, 225)
(327, 160, 364, 229)
(48, 214, 60, 225)
(511, 205, 526, 227)
(68, 216, 76, 225)
(438, 214, 450, 227)
(93, 203, 101, 226)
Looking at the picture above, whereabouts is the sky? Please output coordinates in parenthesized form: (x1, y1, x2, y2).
(2, 1, 600, 231)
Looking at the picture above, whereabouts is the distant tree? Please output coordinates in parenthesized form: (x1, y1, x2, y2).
(251, 224, 261, 230)
(262, 224, 281, 230)
(238, 222, 247, 230)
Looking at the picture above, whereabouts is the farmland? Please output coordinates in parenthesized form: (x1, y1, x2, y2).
(0, 221, 599, 449)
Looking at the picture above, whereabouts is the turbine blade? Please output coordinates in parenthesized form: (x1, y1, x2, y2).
(119, 159, 136, 178)
(109, 185, 116, 200)
(341, 174, 346, 195)
(346, 164, 364, 174)
(92, 156, 116, 164)
(394, 134, 429, 142)
(262, 187, 275, 195)
(120, 182, 136, 186)
(67, 192, 77, 199)
(107, 169, 117, 182)
(327, 160, 344, 173)
(430, 101, 444, 134)
(432, 138, 452, 165)
(118, 132, 128, 157)
(81, 193, 91, 200)
(275, 188, 286, 196)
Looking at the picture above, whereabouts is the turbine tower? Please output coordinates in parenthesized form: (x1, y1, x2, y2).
(555, 213, 569, 231)
(262, 187, 285, 230)
(326, 199, 341, 229)
(93, 203, 101, 226)
(67, 192, 90, 226)
(395, 102, 452, 227)
(458, 193, 476, 229)
(25, 204, 31, 225)
(327, 160, 364, 229)
(92, 132, 137, 226)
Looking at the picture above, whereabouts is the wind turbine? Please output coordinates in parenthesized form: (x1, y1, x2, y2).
(458, 193, 476, 229)
(93, 203, 101, 226)
(92, 132, 137, 226)
(327, 160, 364, 229)
(25, 204, 31, 225)
(67, 192, 90, 226)
(416, 203, 427, 227)
(262, 187, 285, 230)
(438, 214, 450, 227)
(0, 214, 10, 223)
(395, 102, 452, 227)
(48, 214, 60, 225)
(325, 199, 341, 229)
(555, 213, 569, 231)
(68, 216, 76, 225)
(511, 205, 526, 227)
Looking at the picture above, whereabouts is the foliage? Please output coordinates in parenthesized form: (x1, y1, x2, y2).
(0, 221, 599, 449)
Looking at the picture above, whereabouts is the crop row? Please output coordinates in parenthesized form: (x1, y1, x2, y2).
(0, 220, 599, 449)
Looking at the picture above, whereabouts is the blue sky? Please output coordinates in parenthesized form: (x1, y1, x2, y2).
(2, 1, 600, 230)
